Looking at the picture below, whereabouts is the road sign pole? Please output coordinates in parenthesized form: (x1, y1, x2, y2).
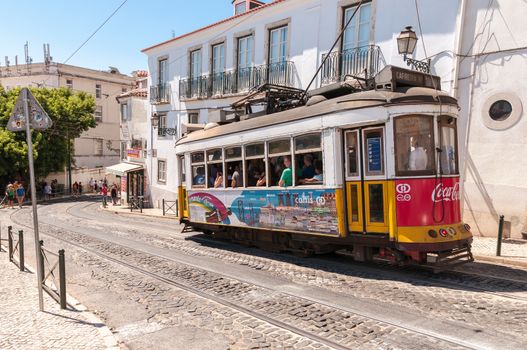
(23, 88, 44, 311)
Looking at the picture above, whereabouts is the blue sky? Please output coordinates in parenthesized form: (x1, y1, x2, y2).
(1, 0, 238, 75)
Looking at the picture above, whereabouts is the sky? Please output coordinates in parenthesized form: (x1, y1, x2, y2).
(1, 0, 238, 75)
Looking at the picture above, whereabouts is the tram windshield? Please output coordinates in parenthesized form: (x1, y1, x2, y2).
(439, 115, 458, 175)
(394, 115, 435, 176)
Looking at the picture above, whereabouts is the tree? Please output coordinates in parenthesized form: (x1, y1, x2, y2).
(0, 85, 96, 185)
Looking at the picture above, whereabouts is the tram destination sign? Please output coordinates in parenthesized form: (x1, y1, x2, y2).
(375, 65, 441, 91)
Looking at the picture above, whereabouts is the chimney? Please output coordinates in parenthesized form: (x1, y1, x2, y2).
(232, 0, 264, 15)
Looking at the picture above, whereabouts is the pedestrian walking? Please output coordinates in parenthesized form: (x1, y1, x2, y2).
(43, 182, 52, 201)
(97, 180, 103, 194)
(72, 182, 79, 196)
(5, 183, 15, 209)
(101, 183, 108, 207)
(15, 182, 25, 208)
(78, 182, 83, 196)
(89, 177, 95, 192)
(110, 184, 118, 205)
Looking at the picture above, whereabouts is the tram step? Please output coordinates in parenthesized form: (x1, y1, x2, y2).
(431, 247, 474, 273)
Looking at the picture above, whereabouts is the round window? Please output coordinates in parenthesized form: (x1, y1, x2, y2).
(489, 100, 512, 121)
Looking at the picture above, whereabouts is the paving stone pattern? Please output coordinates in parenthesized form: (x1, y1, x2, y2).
(0, 252, 109, 350)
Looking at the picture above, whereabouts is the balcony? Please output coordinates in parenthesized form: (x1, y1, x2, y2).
(150, 83, 170, 104)
(158, 127, 177, 137)
(179, 61, 296, 100)
(320, 45, 383, 86)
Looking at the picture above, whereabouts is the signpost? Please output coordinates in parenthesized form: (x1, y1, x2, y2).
(7, 88, 52, 311)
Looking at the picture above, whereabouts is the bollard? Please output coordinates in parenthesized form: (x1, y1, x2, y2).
(496, 215, 504, 257)
(38, 241, 45, 286)
(162, 199, 165, 216)
(8, 226, 13, 261)
(18, 230, 24, 271)
(58, 249, 67, 309)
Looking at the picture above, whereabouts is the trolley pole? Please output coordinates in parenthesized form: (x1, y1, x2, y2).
(23, 88, 44, 311)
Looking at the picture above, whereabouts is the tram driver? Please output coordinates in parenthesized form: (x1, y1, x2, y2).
(408, 137, 428, 171)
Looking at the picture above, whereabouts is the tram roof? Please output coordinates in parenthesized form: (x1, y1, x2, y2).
(176, 87, 457, 146)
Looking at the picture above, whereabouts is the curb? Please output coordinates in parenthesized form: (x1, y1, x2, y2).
(473, 254, 527, 269)
(0, 248, 120, 350)
(97, 205, 179, 221)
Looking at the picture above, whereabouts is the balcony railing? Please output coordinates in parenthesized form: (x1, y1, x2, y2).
(179, 61, 295, 100)
(158, 127, 177, 137)
(320, 45, 382, 86)
(150, 83, 171, 104)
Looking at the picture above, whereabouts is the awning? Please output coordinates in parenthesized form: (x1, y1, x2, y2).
(105, 162, 143, 176)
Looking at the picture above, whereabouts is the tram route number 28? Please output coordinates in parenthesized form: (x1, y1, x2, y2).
(396, 183, 412, 202)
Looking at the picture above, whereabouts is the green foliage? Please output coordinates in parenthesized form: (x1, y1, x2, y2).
(0, 86, 96, 183)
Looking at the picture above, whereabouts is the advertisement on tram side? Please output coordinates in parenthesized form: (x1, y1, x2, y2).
(395, 177, 461, 226)
(188, 189, 340, 235)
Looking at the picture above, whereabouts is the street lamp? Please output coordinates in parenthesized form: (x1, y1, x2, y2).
(151, 113, 159, 128)
(396, 26, 430, 73)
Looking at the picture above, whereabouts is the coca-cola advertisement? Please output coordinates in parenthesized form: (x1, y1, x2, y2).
(395, 177, 461, 226)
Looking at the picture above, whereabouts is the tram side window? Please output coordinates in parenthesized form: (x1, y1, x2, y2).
(295, 133, 323, 185)
(268, 139, 291, 187)
(245, 143, 266, 187)
(394, 116, 435, 176)
(346, 131, 359, 177)
(439, 116, 458, 175)
(225, 146, 243, 188)
(206, 148, 223, 188)
(191, 152, 206, 187)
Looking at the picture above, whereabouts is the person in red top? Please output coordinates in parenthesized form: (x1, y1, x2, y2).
(101, 183, 108, 207)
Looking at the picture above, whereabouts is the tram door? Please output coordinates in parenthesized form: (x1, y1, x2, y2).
(344, 127, 390, 234)
(178, 155, 189, 218)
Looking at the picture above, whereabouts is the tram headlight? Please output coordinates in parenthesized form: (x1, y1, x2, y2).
(463, 223, 471, 232)
(448, 227, 456, 236)
(439, 229, 448, 237)
(428, 230, 437, 238)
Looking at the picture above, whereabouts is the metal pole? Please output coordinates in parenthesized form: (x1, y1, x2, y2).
(23, 88, 44, 311)
(38, 240, 45, 288)
(163, 199, 165, 216)
(8, 226, 13, 262)
(496, 215, 504, 257)
(58, 249, 67, 309)
(18, 230, 24, 272)
(67, 133, 72, 195)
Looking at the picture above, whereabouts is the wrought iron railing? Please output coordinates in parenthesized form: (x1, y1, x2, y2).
(158, 127, 177, 137)
(179, 61, 296, 100)
(150, 83, 171, 104)
(320, 45, 382, 86)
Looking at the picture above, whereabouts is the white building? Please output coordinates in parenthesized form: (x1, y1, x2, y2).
(142, 0, 527, 238)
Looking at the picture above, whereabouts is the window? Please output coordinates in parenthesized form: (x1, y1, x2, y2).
(212, 43, 225, 95)
(489, 100, 512, 121)
(225, 147, 243, 188)
(120, 103, 129, 122)
(269, 26, 288, 64)
(363, 128, 384, 176)
(189, 113, 199, 124)
(345, 131, 359, 178)
(158, 115, 167, 136)
(95, 84, 102, 98)
(235, 1, 246, 15)
(95, 139, 103, 155)
(342, 3, 372, 51)
(295, 134, 323, 185)
(268, 139, 291, 187)
(121, 142, 127, 160)
(394, 116, 435, 176)
(245, 143, 266, 187)
(207, 149, 223, 188)
(237, 35, 254, 90)
(190, 49, 201, 79)
(438, 115, 458, 175)
(94, 106, 103, 122)
(158, 58, 168, 85)
(158, 160, 167, 183)
(66, 79, 73, 89)
(191, 152, 205, 187)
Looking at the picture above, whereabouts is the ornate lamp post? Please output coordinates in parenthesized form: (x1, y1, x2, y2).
(397, 26, 431, 73)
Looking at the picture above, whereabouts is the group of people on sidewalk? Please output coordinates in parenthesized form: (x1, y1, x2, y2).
(101, 182, 119, 206)
(2, 181, 26, 209)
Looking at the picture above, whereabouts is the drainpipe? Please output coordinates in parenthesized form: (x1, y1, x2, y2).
(452, 0, 468, 99)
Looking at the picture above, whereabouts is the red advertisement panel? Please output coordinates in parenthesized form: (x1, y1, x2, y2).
(395, 177, 461, 226)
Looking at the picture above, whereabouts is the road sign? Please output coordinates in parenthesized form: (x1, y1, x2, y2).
(7, 88, 52, 131)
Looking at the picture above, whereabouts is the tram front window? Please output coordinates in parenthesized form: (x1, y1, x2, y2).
(394, 115, 435, 176)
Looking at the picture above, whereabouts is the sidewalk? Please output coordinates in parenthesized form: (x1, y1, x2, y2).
(0, 249, 118, 350)
(471, 236, 527, 268)
(100, 202, 178, 220)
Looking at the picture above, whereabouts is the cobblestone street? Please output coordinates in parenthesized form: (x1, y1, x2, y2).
(1, 198, 526, 349)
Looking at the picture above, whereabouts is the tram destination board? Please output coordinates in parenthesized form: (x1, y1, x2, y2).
(375, 65, 441, 91)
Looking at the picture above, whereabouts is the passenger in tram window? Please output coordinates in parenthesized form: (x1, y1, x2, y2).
(256, 172, 266, 187)
(268, 157, 284, 186)
(301, 154, 315, 179)
(408, 137, 428, 171)
(299, 160, 323, 184)
(230, 163, 242, 188)
(246, 159, 264, 187)
(193, 167, 205, 186)
(214, 171, 223, 188)
(279, 156, 293, 187)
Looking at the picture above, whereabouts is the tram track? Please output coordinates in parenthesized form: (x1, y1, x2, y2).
(8, 203, 486, 350)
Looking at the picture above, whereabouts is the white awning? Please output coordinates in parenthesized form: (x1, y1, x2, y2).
(105, 162, 143, 176)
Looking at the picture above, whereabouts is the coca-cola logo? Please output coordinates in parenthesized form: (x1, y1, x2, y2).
(432, 183, 460, 202)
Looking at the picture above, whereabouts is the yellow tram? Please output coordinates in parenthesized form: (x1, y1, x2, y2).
(175, 66, 473, 267)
